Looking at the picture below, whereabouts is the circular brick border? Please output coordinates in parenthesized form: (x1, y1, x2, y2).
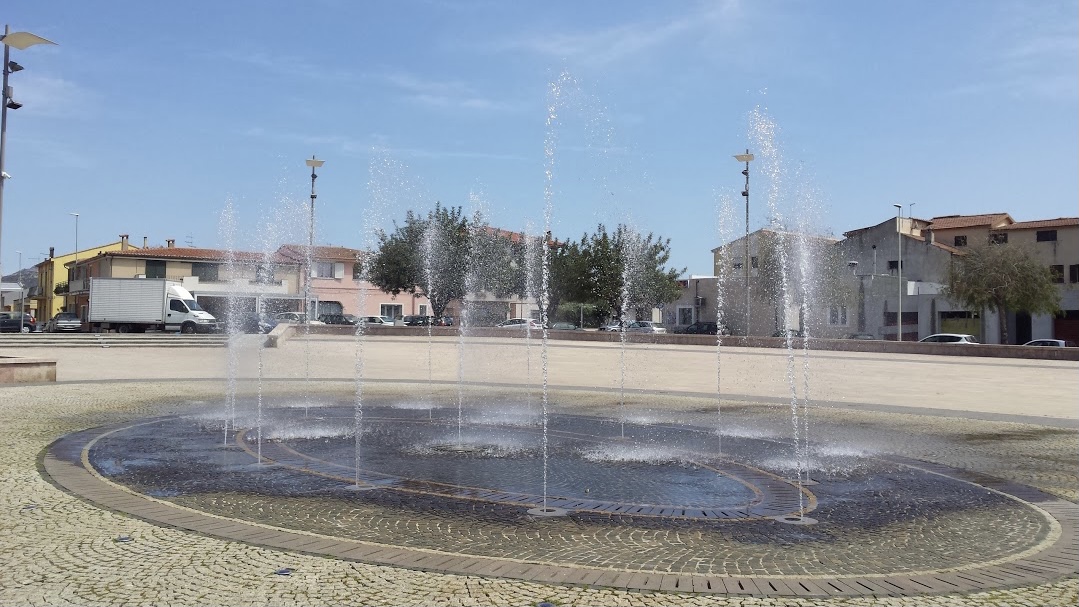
(42, 418, 1078, 599)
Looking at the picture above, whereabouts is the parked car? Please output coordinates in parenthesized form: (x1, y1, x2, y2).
(403, 315, 434, 326)
(681, 321, 729, 335)
(844, 332, 877, 340)
(548, 321, 578, 331)
(919, 333, 979, 344)
(0, 312, 36, 333)
(599, 322, 624, 332)
(45, 312, 82, 333)
(274, 312, 324, 325)
(626, 321, 666, 334)
(359, 315, 389, 326)
(495, 318, 542, 330)
(772, 328, 805, 338)
(319, 314, 359, 325)
(1022, 339, 1076, 347)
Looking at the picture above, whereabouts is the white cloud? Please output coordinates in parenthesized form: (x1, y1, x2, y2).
(9, 73, 96, 119)
(382, 72, 517, 111)
(491, 1, 742, 67)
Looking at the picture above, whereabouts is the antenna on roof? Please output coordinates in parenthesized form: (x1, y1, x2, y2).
(185, 233, 194, 247)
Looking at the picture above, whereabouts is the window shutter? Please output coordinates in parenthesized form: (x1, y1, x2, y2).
(334, 263, 345, 279)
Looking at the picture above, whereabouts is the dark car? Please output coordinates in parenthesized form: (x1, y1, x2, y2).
(682, 321, 730, 335)
(403, 315, 434, 326)
(845, 332, 876, 340)
(0, 311, 36, 333)
(319, 314, 359, 326)
(771, 328, 805, 338)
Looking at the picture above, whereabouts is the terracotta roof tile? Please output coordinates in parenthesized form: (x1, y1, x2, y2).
(104, 247, 293, 264)
(927, 213, 1013, 230)
(276, 245, 364, 262)
(998, 217, 1079, 230)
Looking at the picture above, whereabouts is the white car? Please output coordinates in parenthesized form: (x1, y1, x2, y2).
(626, 321, 666, 334)
(1022, 339, 1075, 347)
(918, 333, 978, 344)
(274, 312, 324, 325)
(495, 318, 542, 330)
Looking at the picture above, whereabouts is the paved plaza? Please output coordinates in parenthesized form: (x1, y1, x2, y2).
(1, 334, 1077, 606)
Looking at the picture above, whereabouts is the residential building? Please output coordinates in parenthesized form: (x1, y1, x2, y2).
(710, 229, 841, 336)
(835, 213, 1079, 344)
(67, 238, 303, 326)
(33, 237, 139, 322)
(275, 244, 431, 321)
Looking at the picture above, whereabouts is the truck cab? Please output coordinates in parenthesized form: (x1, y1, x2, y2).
(166, 285, 218, 333)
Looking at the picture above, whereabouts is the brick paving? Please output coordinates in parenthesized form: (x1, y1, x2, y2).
(1, 334, 1077, 606)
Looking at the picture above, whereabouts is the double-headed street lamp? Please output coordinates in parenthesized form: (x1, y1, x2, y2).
(734, 150, 754, 336)
(305, 156, 324, 318)
(1, 25, 57, 278)
(893, 203, 903, 342)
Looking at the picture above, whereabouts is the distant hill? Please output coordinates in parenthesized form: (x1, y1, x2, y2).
(2, 268, 39, 291)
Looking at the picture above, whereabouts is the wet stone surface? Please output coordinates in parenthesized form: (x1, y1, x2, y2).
(85, 399, 1055, 577)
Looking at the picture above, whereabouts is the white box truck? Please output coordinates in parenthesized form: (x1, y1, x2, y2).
(88, 278, 219, 334)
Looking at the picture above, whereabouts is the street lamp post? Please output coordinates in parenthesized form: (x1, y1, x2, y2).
(893, 203, 903, 342)
(304, 156, 324, 319)
(15, 248, 21, 314)
(69, 212, 78, 313)
(0, 26, 57, 280)
(734, 150, 754, 337)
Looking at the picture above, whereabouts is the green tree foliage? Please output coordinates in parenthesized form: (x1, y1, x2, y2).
(567, 224, 684, 321)
(367, 204, 470, 319)
(943, 243, 1061, 344)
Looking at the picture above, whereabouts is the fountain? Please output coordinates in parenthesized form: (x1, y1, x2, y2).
(39, 95, 1077, 600)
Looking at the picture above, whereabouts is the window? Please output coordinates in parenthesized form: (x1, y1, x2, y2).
(380, 304, 402, 320)
(191, 262, 218, 282)
(1036, 230, 1057, 242)
(145, 260, 166, 279)
(988, 233, 1008, 245)
(953, 235, 967, 247)
(419, 304, 428, 316)
(353, 262, 363, 279)
(887, 260, 903, 274)
(314, 261, 334, 278)
(828, 305, 848, 326)
(1050, 265, 1064, 283)
(677, 306, 694, 325)
(751, 256, 759, 269)
(732, 262, 743, 270)
(255, 264, 275, 284)
(1070, 265, 1079, 284)
(169, 299, 188, 313)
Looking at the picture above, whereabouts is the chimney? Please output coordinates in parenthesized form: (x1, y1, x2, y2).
(166, 239, 175, 248)
(120, 234, 129, 251)
(927, 230, 935, 244)
(49, 247, 55, 259)
(142, 236, 148, 248)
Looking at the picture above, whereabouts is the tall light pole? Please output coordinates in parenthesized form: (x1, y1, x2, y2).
(893, 203, 903, 342)
(0, 26, 57, 281)
(305, 156, 324, 319)
(734, 150, 754, 336)
(69, 212, 78, 313)
(15, 248, 21, 314)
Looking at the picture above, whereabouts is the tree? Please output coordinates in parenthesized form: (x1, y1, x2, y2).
(367, 204, 470, 320)
(943, 243, 1061, 344)
(575, 224, 684, 321)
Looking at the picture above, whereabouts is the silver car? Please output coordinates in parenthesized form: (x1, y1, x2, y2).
(1022, 339, 1075, 347)
(46, 312, 82, 332)
(918, 333, 979, 344)
(626, 321, 667, 334)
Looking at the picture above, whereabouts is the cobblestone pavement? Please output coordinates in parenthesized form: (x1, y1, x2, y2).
(1, 338, 1077, 606)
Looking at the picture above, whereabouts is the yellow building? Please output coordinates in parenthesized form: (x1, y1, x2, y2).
(33, 235, 139, 322)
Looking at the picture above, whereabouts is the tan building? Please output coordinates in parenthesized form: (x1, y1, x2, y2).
(68, 238, 303, 326)
(33, 237, 138, 323)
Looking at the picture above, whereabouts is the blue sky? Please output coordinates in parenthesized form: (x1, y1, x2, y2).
(3, 0, 1076, 276)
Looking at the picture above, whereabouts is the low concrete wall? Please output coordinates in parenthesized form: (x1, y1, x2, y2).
(0, 356, 57, 383)
(267, 325, 1079, 361)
